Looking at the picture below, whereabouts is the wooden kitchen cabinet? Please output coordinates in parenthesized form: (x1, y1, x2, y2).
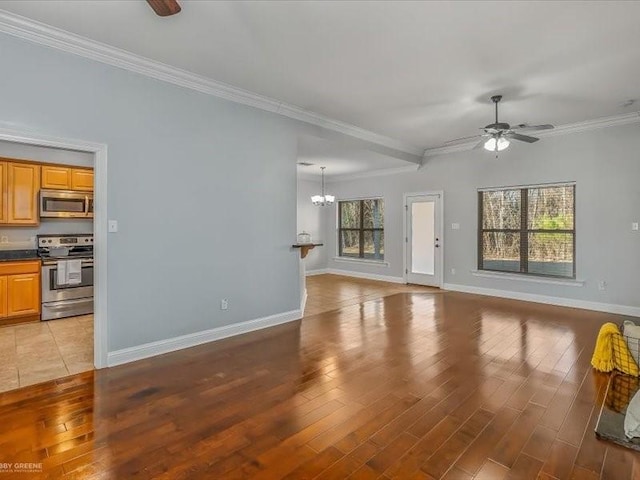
(7, 273, 40, 317)
(0, 276, 7, 318)
(0, 162, 6, 223)
(0, 261, 40, 325)
(41, 165, 72, 190)
(42, 166, 93, 191)
(71, 168, 94, 191)
(6, 162, 40, 225)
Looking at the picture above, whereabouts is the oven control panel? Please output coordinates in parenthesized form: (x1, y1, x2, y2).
(38, 234, 93, 248)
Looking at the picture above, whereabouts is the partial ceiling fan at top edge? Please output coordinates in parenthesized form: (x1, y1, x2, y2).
(147, 0, 181, 17)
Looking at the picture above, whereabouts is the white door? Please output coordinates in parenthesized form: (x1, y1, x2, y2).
(405, 194, 442, 287)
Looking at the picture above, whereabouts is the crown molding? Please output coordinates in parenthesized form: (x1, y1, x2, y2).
(538, 111, 640, 137)
(0, 10, 423, 157)
(424, 111, 640, 158)
(423, 141, 478, 157)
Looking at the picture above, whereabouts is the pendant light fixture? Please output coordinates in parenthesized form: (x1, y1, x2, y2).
(311, 167, 335, 206)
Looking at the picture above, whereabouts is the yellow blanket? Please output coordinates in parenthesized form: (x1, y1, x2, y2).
(591, 322, 639, 376)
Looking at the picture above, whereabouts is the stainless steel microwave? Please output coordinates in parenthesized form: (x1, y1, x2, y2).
(40, 190, 94, 219)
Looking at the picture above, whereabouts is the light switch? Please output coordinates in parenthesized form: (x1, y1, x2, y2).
(451, 223, 460, 230)
(108, 220, 119, 233)
(633, 222, 639, 231)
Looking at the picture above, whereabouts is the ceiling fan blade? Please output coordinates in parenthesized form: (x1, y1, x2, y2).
(147, 0, 181, 16)
(473, 139, 487, 150)
(511, 124, 554, 131)
(505, 132, 540, 143)
(444, 134, 483, 145)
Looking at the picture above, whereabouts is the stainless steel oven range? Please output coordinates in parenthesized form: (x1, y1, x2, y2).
(38, 234, 94, 320)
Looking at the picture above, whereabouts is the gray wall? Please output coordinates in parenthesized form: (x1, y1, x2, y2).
(0, 140, 94, 248)
(296, 178, 328, 272)
(323, 123, 640, 310)
(0, 33, 305, 351)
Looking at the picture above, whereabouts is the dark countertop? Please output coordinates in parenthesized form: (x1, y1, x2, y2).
(0, 249, 40, 262)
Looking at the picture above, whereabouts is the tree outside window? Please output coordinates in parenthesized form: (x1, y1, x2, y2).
(479, 184, 575, 278)
(339, 199, 384, 260)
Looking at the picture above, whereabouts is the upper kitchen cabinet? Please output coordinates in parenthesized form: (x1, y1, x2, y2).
(41, 165, 93, 192)
(41, 165, 72, 190)
(6, 162, 40, 225)
(71, 168, 93, 191)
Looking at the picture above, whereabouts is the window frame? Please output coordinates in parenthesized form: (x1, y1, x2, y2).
(477, 183, 576, 279)
(338, 198, 384, 260)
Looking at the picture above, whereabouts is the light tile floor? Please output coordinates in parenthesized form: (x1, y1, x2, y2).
(0, 314, 93, 393)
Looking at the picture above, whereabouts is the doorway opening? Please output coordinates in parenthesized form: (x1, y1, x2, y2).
(0, 129, 107, 393)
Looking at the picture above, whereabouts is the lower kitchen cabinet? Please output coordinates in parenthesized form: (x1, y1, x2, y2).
(7, 273, 40, 317)
(0, 276, 6, 318)
(0, 261, 40, 324)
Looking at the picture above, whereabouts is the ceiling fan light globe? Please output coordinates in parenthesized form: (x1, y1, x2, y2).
(483, 137, 497, 151)
(497, 137, 510, 151)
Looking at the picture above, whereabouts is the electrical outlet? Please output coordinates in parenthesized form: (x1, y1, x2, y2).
(220, 299, 229, 310)
(633, 222, 639, 231)
(451, 223, 460, 230)
(451, 268, 456, 275)
(0, 236, 8, 244)
(598, 281, 607, 291)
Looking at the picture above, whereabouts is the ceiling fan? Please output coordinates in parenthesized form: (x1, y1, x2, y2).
(445, 95, 554, 152)
(146, 0, 181, 17)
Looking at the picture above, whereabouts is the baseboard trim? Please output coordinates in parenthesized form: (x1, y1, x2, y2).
(444, 283, 640, 317)
(306, 269, 329, 276)
(107, 309, 302, 367)
(322, 268, 405, 284)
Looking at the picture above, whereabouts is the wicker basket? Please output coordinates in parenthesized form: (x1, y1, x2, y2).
(617, 319, 640, 378)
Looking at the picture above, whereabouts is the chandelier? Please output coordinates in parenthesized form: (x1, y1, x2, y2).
(311, 167, 334, 206)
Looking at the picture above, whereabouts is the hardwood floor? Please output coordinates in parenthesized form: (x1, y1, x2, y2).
(0, 274, 638, 479)
(304, 274, 440, 316)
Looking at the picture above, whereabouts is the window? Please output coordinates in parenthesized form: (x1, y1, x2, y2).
(339, 199, 384, 260)
(478, 184, 575, 278)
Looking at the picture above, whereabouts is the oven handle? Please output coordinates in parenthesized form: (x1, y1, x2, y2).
(43, 298, 93, 310)
(84, 195, 89, 216)
(42, 259, 93, 267)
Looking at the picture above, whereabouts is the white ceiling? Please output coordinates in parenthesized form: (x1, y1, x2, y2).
(1, 1, 640, 151)
(297, 135, 411, 178)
